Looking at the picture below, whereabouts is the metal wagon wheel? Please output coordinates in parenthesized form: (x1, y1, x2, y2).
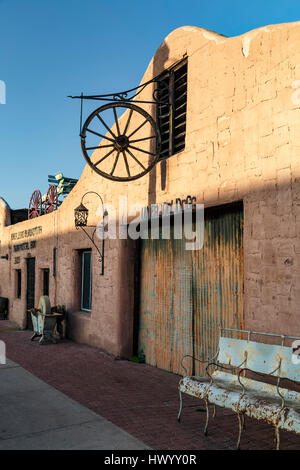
(80, 102, 161, 182)
(28, 190, 42, 219)
(44, 184, 58, 214)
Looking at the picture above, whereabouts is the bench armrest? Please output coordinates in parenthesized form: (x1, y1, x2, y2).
(180, 350, 219, 376)
(237, 367, 288, 407)
(206, 361, 240, 383)
(180, 355, 209, 376)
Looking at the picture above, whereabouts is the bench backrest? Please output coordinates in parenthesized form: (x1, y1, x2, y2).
(217, 337, 300, 382)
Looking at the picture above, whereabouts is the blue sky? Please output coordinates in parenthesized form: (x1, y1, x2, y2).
(0, 0, 299, 208)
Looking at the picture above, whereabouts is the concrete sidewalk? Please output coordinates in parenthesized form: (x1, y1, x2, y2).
(0, 358, 149, 450)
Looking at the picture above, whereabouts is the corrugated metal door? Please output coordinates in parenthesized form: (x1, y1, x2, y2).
(138, 202, 244, 375)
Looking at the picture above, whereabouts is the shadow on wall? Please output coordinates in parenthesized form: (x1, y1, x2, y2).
(148, 40, 170, 207)
(0, 178, 299, 346)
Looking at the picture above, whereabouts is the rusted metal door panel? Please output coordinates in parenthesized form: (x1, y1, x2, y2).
(138, 233, 193, 373)
(193, 204, 244, 375)
(138, 202, 244, 376)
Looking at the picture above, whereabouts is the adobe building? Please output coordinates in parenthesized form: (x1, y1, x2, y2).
(1, 22, 300, 375)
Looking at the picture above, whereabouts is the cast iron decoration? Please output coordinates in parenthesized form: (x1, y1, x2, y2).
(69, 72, 172, 182)
(28, 173, 78, 219)
(44, 184, 58, 214)
(28, 190, 43, 219)
(28, 186, 58, 219)
(74, 191, 107, 275)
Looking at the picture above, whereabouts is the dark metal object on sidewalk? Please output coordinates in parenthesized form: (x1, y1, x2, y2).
(29, 296, 65, 345)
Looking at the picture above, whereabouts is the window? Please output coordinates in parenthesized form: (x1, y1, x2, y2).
(157, 59, 187, 160)
(16, 269, 21, 299)
(42, 268, 50, 296)
(81, 250, 92, 311)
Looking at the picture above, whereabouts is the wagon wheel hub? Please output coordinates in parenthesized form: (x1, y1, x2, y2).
(114, 135, 129, 151)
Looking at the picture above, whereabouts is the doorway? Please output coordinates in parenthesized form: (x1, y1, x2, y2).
(26, 257, 36, 330)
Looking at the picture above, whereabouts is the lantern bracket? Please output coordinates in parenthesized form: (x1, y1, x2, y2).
(74, 191, 106, 274)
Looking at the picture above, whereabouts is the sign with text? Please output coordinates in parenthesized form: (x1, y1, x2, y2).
(11, 226, 42, 241)
(13, 240, 36, 252)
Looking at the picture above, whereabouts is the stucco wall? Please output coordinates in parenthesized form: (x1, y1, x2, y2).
(1, 22, 300, 356)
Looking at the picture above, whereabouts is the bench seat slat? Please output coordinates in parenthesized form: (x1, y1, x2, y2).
(180, 371, 300, 407)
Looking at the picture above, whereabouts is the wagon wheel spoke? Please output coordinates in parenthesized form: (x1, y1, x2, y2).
(94, 147, 115, 167)
(123, 108, 133, 135)
(127, 119, 148, 139)
(110, 151, 120, 176)
(128, 144, 156, 156)
(130, 135, 156, 144)
(113, 107, 121, 136)
(86, 143, 114, 151)
(122, 151, 131, 177)
(126, 148, 147, 171)
(86, 128, 115, 143)
(96, 114, 117, 140)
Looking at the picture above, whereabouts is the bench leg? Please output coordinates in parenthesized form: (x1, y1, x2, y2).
(204, 398, 209, 436)
(274, 407, 288, 450)
(239, 412, 246, 431)
(31, 332, 41, 341)
(274, 426, 280, 450)
(177, 391, 183, 422)
(236, 412, 245, 450)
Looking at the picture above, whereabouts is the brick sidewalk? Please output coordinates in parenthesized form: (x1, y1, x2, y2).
(0, 324, 299, 450)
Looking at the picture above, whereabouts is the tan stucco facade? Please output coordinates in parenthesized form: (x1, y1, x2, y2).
(1, 22, 300, 359)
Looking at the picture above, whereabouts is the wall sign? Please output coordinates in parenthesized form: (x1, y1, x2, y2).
(141, 195, 197, 220)
(11, 226, 42, 241)
(13, 241, 36, 252)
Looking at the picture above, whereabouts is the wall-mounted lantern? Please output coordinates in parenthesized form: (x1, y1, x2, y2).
(74, 191, 106, 274)
(74, 202, 89, 227)
(0, 255, 8, 260)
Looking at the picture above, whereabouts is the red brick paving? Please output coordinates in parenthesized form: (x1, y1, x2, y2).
(0, 323, 299, 450)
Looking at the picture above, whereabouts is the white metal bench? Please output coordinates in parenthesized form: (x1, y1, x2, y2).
(178, 329, 300, 449)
